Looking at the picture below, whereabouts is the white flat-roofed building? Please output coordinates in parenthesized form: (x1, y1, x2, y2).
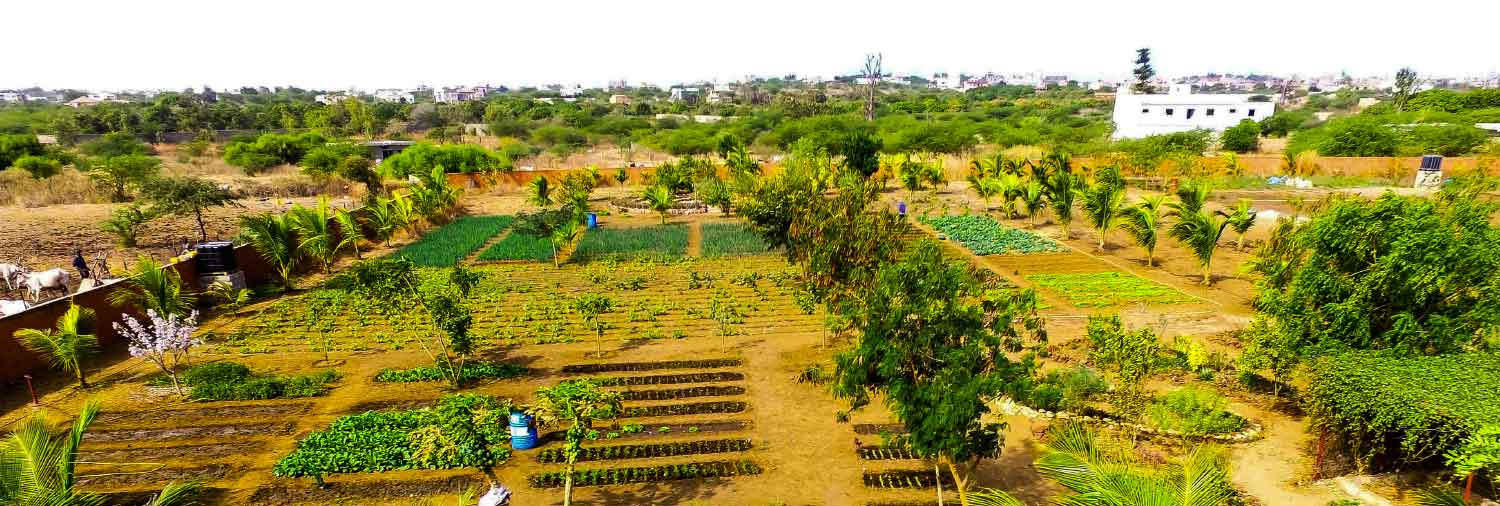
(1112, 84, 1275, 138)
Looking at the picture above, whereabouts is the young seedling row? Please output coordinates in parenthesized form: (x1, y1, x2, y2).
(534, 438, 754, 463)
(617, 385, 746, 401)
(561, 358, 743, 374)
(527, 459, 763, 488)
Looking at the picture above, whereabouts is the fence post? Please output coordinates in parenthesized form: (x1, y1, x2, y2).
(1313, 426, 1327, 480)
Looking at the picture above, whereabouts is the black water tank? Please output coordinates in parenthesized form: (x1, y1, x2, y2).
(195, 241, 237, 274)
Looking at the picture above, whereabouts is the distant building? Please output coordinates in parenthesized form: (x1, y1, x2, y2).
(373, 89, 414, 103)
(668, 87, 700, 103)
(65, 95, 126, 108)
(314, 93, 351, 104)
(434, 85, 490, 103)
(609, 94, 633, 105)
(1111, 84, 1276, 139)
(0, 92, 22, 103)
(365, 140, 416, 164)
(559, 84, 585, 98)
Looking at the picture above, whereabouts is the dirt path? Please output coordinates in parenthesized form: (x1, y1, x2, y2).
(686, 221, 703, 257)
(1228, 401, 1350, 505)
(464, 229, 511, 265)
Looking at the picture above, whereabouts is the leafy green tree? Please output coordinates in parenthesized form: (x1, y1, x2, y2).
(80, 132, 152, 158)
(100, 203, 156, 247)
(1047, 170, 1081, 238)
(1080, 173, 1125, 249)
(1132, 48, 1157, 94)
(514, 207, 581, 267)
(1219, 119, 1261, 153)
(1258, 110, 1316, 138)
(0, 133, 45, 169)
(1169, 209, 1230, 285)
(1236, 316, 1297, 397)
(1305, 117, 1399, 156)
(641, 185, 674, 224)
(1220, 199, 1257, 250)
(573, 293, 615, 353)
(834, 241, 1041, 506)
(1085, 314, 1159, 419)
(1445, 425, 1500, 502)
(1119, 195, 1167, 266)
(1393, 67, 1419, 112)
(529, 380, 623, 506)
(0, 399, 203, 506)
(613, 166, 628, 187)
(696, 176, 734, 215)
(239, 211, 300, 289)
(141, 176, 237, 242)
(13, 305, 99, 388)
(12, 155, 61, 179)
(839, 131, 882, 177)
(89, 154, 161, 201)
(107, 256, 195, 317)
(526, 176, 553, 207)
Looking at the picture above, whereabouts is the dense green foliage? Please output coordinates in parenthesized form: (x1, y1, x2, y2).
(1305, 352, 1500, 471)
(274, 393, 512, 478)
(222, 131, 329, 173)
(373, 362, 529, 383)
(477, 231, 555, 262)
(171, 362, 339, 401)
(1021, 365, 1109, 413)
(0, 133, 45, 169)
(379, 142, 511, 178)
(1219, 119, 1261, 153)
(700, 223, 772, 257)
(1144, 386, 1248, 435)
(920, 214, 1062, 255)
(392, 215, 514, 267)
(572, 224, 690, 262)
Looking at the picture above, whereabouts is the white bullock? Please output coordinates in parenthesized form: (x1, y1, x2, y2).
(0, 299, 28, 317)
(0, 263, 26, 290)
(22, 268, 71, 302)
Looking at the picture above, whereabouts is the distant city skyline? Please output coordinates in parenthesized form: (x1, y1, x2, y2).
(5, 0, 1497, 91)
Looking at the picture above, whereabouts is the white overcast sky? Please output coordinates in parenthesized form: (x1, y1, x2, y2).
(4, 0, 1497, 91)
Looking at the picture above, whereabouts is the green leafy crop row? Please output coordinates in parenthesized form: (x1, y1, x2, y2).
(160, 362, 339, 401)
(274, 393, 512, 478)
(393, 215, 515, 267)
(572, 224, 689, 262)
(920, 214, 1062, 255)
(374, 362, 530, 383)
(1026, 272, 1191, 307)
(700, 223, 773, 257)
(476, 232, 554, 262)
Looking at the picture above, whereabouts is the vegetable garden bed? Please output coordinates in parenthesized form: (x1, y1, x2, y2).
(562, 358, 741, 374)
(85, 422, 295, 443)
(392, 215, 514, 267)
(535, 438, 753, 464)
(701, 223, 773, 257)
(572, 224, 690, 262)
(1026, 271, 1192, 307)
(862, 469, 956, 489)
(273, 394, 512, 478)
(920, 214, 1062, 255)
(527, 459, 762, 488)
(623, 401, 747, 418)
(373, 362, 529, 383)
(542, 420, 752, 443)
(852, 423, 906, 435)
(619, 385, 746, 401)
(858, 446, 920, 461)
(476, 232, 553, 262)
(582, 372, 744, 387)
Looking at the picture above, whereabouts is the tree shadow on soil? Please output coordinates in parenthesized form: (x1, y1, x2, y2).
(581, 477, 729, 506)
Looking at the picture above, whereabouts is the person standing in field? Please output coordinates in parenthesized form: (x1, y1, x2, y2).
(72, 249, 92, 280)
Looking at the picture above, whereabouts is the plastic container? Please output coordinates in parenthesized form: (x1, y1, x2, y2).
(509, 412, 538, 450)
(587, 212, 599, 229)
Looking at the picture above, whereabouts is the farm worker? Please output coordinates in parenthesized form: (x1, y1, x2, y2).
(72, 250, 92, 280)
(479, 482, 512, 506)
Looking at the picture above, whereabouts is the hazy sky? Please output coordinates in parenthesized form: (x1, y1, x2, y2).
(6, 0, 1497, 91)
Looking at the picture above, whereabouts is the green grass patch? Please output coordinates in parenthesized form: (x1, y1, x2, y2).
(374, 362, 530, 383)
(156, 362, 339, 401)
(476, 232, 553, 262)
(573, 224, 689, 262)
(701, 223, 772, 257)
(1026, 271, 1191, 307)
(920, 214, 1062, 255)
(393, 215, 514, 267)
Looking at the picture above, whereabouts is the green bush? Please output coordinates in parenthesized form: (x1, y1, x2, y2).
(175, 362, 338, 401)
(223, 132, 328, 174)
(1023, 365, 1109, 412)
(1144, 386, 1247, 435)
(374, 362, 529, 383)
(274, 393, 512, 478)
(1219, 119, 1261, 153)
(0, 133, 46, 169)
(180, 362, 251, 385)
(379, 142, 511, 178)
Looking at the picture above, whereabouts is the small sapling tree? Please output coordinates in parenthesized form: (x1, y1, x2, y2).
(530, 380, 623, 506)
(115, 309, 201, 393)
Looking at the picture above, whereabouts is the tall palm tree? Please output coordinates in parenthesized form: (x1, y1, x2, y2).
(13, 305, 98, 388)
(1034, 422, 1237, 506)
(996, 174, 1024, 219)
(1119, 195, 1168, 266)
(527, 176, 553, 208)
(1219, 199, 1257, 250)
(365, 196, 399, 247)
(1169, 181, 1212, 216)
(1169, 209, 1231, 285)
(0, 399, 202, 506)
(1021, 180, 1048, 227)
(289, 197, 338, 272)
(106, 256, 195, 317)
(641, 185, 673, 224)
(239, 212, 300, 289)
(333, 207, 364, 260)
(1047, 170, 1081, 239)
(1081, 179, 1126, 249)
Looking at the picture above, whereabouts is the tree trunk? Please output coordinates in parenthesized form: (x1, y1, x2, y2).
(935, 463, 945, 506)
(563, 462, 575, 506)
(77, 370, 89, 388)
(1465, 471, 1475, 502)
(945, 458, 970, 506)
(1202, 265, 1212, 285)
(195, 208, 208, 243)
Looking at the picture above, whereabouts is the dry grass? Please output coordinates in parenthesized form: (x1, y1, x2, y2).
(0, 170, 109, 207)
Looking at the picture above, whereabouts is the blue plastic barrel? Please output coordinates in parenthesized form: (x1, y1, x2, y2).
(509, 412, 538, 450)
(898, 201, 907, 218)
(587, 212, 598, 229)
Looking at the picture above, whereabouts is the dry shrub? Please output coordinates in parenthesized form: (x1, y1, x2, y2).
(0, 169, 109, 207)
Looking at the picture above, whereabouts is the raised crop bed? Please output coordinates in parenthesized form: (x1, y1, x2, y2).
(619, 385, 746, 401)
(623, 401, 747, 418)
(862, 469, 955, 489)
(476, 232, 553, 262)
(392, 215, 514, 267)
(85, 423, 295, 443)
(594, 372, 746, 387)
(852, 423, 906, 435)
(920, 214, 1062, 255)
(571, 224, 690, 262)
(374, 362, 529, 383)
(562, 359, 741, 374)
(535, 438, 753, 463)
(1025, 271, 1192, 307)
(273, 394, 512, 478)
(542, 420, 752, 443)
(527, 459, 762, 488)
(858, 446, 920, 461)
(701, 223, 773, 257)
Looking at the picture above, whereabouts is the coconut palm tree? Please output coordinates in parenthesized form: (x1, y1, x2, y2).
(106, 256, 195, 317)
(969, 174, 1001, 211)
(1169, 181, 1212, 216)
(333, 207, 364, 260)
(527, 176, 553, 208)
(1119, 195, 1168, 266)
(13, 304, 98, 388)
(1021, 180, 1047, 227)
(1047, 170, 1081, 238)
(996, 174, 1023, 219)
(1220, 199, 1257, 250)
(239, 211, 300, 289)
(1081, 179, 1126, 249)
(1170, 209, 1231, 285)
(1, 399, 202, 506)
(641, 185, 673, 224)
(390, 191, 418, 235)
(1034, 422, 1237, 506)
(289, 197, 337, 272)
(365, 197, 399, 247)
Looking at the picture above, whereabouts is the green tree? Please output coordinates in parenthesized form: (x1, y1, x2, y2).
(0, 399, 203, 506)
(12, 155, 61, 179)
(106, 256, 195, 317)
(613, 166, 628, 188)
(1393, 67, 1419, 112)
(141, 176, 237, 242)
(1132, 48, 1157, 94)
(1020, 180, 1047, 226)
(1220, 119, 1261, 153)
(1119, 195, 1167, 266)
(89, 154, 161, 201)
(641, 185, 674, 224)
(100, 203, 156, 248)
(1220, 199, 1257, 250)
(834, 241, 1041, 506)
(289, 197, 339, 272)
(0, 133, 45, 169)
(573, 293, 615, 353)
(239, 211, 300, 289)
(1085, 314, 1159, 420)
(514, 207, 581, 268)
(13, 305, 99, 388)
(526, 176, 553, 207)
(1047, 170, 1081, 239)
(1080, 173, 1126, 249)
(696, 176, 734, 215)
(529, 380, 623, 506)
(1169, 209, 1230, 285)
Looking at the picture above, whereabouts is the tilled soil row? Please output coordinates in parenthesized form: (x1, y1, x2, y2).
(84, 422, 295, 443)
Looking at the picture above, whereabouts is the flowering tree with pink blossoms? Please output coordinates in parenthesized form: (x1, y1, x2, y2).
(114, 309, 200, 393)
